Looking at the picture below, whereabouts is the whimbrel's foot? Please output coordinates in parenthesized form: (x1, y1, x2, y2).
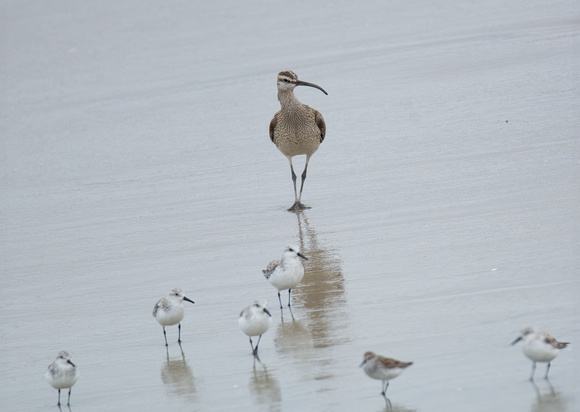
(288, 201, 310, 212)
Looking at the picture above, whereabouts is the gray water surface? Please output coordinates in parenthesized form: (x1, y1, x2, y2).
(2, 1, 579, 411)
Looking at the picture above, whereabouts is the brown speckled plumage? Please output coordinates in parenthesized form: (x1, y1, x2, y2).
(269, 70, 327, 211)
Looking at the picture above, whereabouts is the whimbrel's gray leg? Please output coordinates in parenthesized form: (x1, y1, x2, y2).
(287, 289, 292, 307)
(288, 158, 310, 211)
(289, 161, 299, 203)
(297, 156, 310, 203)
(277, 291, 283, 308)
(67, 388, 72, 405)
(178, 323, 182, 343)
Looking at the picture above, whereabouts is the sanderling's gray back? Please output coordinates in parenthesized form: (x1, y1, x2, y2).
(359, 351, 412, 402)
(263, 245, 308, 308)
(238, 299, 272, 361)
(153, 288, 195, 346)
(511, 326, 569, 380)
(45, 350, 80, 406)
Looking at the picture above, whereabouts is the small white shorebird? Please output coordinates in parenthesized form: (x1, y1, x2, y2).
(238, 300, 273, 360)
(263, 245, 308, 308)
(511, 326, 569, 380)
(153, 288, 195, 346)
(45, 351, 79, 406)
(360, 351, 413, 400)
(269, 70, 328, 211)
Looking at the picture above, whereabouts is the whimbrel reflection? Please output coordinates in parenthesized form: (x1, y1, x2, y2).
(160, 356, 197, 400)
(248, 367, 282, 407)
(273, 315, 315, 382)
(273, 211, 347, 381)
(293, 211, 347, 349)
(275, 317, 313, 359)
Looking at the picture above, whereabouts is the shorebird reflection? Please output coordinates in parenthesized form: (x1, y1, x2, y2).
(160, 357, 196, 399)
(293, 211, 348, 348)
(530, 379, 566, 412)
(248, 367, 282, 405)
(272, 212, 348, 383)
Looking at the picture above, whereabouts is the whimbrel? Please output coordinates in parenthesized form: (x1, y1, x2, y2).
(269, 70, 327, 211)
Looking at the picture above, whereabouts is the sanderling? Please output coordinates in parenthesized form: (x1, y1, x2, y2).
(153, 288, 195, 346)
(238, 300, 273, 360)
(360, 351, 413, 400)
(511, 326, 569, 380)
(263, 245, 308, 308)
(45, 351, 79, 406)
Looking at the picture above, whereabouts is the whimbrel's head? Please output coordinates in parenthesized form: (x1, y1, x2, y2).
(277, 70, 328, 95)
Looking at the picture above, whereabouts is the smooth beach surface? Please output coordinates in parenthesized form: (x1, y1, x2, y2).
(1, 1, 579, 411)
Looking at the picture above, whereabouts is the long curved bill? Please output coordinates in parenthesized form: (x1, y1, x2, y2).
(296, 80, 328, 95)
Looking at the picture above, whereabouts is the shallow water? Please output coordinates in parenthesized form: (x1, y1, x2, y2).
(2, 0, 579, 411)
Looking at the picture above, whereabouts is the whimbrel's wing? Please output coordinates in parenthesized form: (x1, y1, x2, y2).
(315, 110, 326, 142)
(269, 113, 279, 143)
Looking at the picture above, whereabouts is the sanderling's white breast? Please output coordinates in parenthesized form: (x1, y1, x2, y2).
(359, 351, 412, 401)
(512, 326, 569, 380)
(238, 299, 272, 360)
(153, 288, 195, 346)
(263, 245, 307, 308)
(45, 350, 79, 406)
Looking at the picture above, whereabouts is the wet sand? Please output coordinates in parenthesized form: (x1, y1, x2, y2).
(2, 0, 579, 411)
